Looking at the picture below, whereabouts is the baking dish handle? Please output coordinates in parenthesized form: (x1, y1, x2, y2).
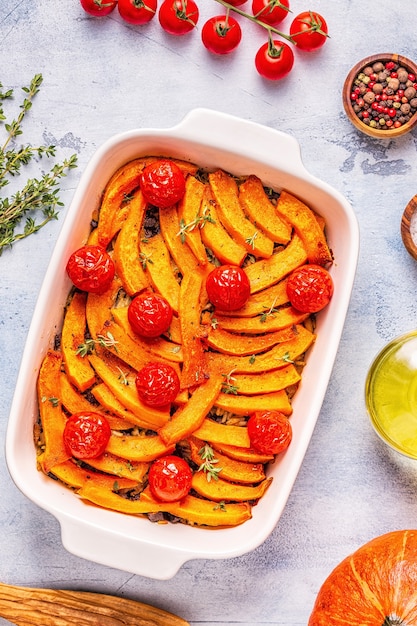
(175, 107, 308, 177)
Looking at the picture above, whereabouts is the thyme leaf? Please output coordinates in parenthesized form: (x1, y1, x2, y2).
(198, 444, 222, 482)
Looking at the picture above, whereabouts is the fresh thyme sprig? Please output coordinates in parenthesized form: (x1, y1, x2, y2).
(177, 206, 215, 244)
(259, 296, 279, 323)
(198, 444, 222, 482)
(0, 74, 77, 256)
(221, 369, 239, 395)
(76, 332, 119, 357)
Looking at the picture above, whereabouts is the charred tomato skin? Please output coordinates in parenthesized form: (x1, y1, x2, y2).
(247, 410, 292, 455)
(63, 412, 111, 459)
(139, 159, 186, 207)
(66, 244, 115, 294)
(286, 264, 333, 313)
(148, 455, 193, 502)
(206, 265, 251, 311)
(128, 291, 173, 338)
(135, 361, 180, 407)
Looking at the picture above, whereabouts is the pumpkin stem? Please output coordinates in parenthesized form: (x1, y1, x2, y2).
(382, 616, 406, 626)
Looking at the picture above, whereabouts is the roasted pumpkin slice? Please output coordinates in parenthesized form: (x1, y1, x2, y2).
(193, 419, 251, 448)
(209, 169, 274, 258)
(244, 233, 308, 294)
(112, 190, 149, 296)
(207, 324, 315, 374)
(178, 271, 208, 389)
(90, 382, 152, 430)
(211, 442, 274, 464)
(106, 433, 175, 462)
(37, 351, 71, 473)
(86, 276, 123, 339)
(191, 472, 272, 502)
(61, 291, 96, 392)
(215, 390, 292, 416)
(214, 306, 309, 334)
(221, 365, 301, 395)
(111, 306, 183, 363)
(189, 437, 266, 484)
(159, 372, 223, 446)
(60, 372, 97, 415)
(177, 175, 207, 265)
(97, 158, 151, 248)
(275, 190, 333, 266)
(78, 483, 252, 527)
(215, 278, 290, 318)
(139, 232, 180, 312)
(50, 459, 139, 491)
(88, 352, 170, 430)
(199, 186, 247, 266)
(239, 175, 292, 244)
(204, 325, 298, 356)
(84, 453, 149, 483)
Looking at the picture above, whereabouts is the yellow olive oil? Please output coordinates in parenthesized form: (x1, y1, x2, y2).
(365, 332, 417, 458)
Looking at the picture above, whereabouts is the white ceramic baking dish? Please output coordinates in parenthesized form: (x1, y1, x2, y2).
(6, 109, 359, 579)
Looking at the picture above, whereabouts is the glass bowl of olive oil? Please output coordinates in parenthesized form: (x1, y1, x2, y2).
(365, 331, 417, 459)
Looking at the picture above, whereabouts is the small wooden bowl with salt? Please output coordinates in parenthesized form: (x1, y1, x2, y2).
(401, 195, 417, 260)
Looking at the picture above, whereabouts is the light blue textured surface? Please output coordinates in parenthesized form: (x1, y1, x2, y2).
(1, 1, 417, 624)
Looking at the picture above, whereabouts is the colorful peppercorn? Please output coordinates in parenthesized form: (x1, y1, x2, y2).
(350, 59, 417, 131)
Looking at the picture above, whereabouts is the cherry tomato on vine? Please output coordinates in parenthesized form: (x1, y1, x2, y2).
(201, 15, 242, 55)
(66, 245, 115, 294)
(80, 0, 117, 16)
(289, 11, 329, 51)
(139, 159, 186, 207)
(63, 412, 111, 459)
(226, 0, 247, 5)
(247, 410, 292, 455)
(158, 0, 199, 35)
(148, 455, 193, 502)
(135, 362, 180, 407)
(255, 38, 294, 80)
(118, 0, 157, 24)
(128, 291, 173, 338)
(286, 264, 334, 313)
(252, 0, 290, 26)
(206, 265, 251, 311)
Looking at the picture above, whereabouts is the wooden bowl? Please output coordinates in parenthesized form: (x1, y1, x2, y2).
(401, 194, 417, 260)
(343, 53, 417, 138)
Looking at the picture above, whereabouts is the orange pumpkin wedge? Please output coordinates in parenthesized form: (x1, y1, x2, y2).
(204, 325, 298, 356)
(112, 190, 149, 296)
(37, 351, 71, 474)
(193, 419, 251, 448)
(177, 175, 207, 266)
(50, 460, 139, 491)
(275, 190, 333, 266)
(244, 233, 308, 294)
(105, 433, 175, 462)
(239, 175, 292, 244)
(199, 186, 248, 266)
(61, 291, 96, 392)
(209, 169, 274, 258)
(139, 232, 180, 312)
(178, 271, 208, 389)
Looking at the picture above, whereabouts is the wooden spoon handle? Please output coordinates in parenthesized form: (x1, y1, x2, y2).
(0, 582, 189, 626)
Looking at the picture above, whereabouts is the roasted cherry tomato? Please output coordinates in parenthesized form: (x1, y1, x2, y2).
(289, 11, 329, 51)
(247, 410, 292, 455)
(148, 455, 193, 502)
(136, 362, 180, 407)
(139, 159, 186, 208)
(66, 245, 115, 294)
(206, 265, 251, 311)
(63, 412, 111, 459)
(128, 291, 173, 338)
(286, 264, 333, 313)
(252, 0, 290, 26)
(158, 0, 199, 35)
(118, 0, 157, 24)
(80, 0, 117, 16)
(255, 38, 294, 80)
(201, 15, 242, 55)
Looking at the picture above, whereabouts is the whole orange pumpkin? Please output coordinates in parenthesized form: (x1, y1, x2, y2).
(309, 530, 417, 626)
